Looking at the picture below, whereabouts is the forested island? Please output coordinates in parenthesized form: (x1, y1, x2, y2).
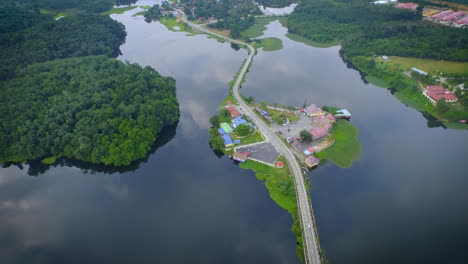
(0, 0, 180, 166)
(287, 0, 468, 127)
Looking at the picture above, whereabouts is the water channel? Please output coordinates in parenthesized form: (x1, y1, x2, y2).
(0, 2, 467, 264)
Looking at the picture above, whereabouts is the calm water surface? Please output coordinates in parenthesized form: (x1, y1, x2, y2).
(1, 5, 467, 264)
(242, 21, 468, 264)
(0, 6, 299, 264)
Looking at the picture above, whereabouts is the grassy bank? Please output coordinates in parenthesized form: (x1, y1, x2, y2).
(159, 17, 191, 33)
(254, 37, 283, 51)
(315, 119, 362, 168)
(286, 33, 340, 48)
(235, 131, 265, 144)
(242, 16, 288, 39)
(41, 156, 57, 165)
(240, 157, 305, 262)
(101, 6, 137, 15)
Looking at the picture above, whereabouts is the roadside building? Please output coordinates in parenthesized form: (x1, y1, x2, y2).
(220, 123, 233, 133)
(292, 140, 303, 152)
(232, 116, 247, 128)
(312, 114, 336, 127)
(222, 134, 234, 147)
(226, 106, 240, 118)
(218, 127, 226, 135)
(309, 127, 329, 140)
(423, 85, 459, 105)
(305, 156, 319, 168)
(305, 104, 324, 117)
(233, 151, 250, 162)
(303, 147, 315, 156)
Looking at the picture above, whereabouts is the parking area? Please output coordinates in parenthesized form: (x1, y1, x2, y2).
(273, 112, 319, 141)
(236, 142, 280, 166)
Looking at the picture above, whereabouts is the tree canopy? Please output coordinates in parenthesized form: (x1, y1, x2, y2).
(0, 56, 179, 166)
(0, 14, 126, 80)
(288, 0, 468, 61)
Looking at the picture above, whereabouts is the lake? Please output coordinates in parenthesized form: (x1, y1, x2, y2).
(1, 3, 467, 264)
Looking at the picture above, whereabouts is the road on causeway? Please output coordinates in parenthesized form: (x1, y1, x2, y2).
(179, 11, 322, 264)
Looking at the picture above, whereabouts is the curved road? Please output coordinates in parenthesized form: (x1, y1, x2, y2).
(178, 11, 322, 264)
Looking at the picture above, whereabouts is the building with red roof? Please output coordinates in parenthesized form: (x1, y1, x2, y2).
(423, 85, 459, 105)
(233, 151, 250, 162)
(396, 3, 418, 9)
(312, 114, 336, 127)
(305, 156, 319, 168)
(309, 127, 329, 140)
(305, 104, 324, 117)
(226, 106, 241, 118)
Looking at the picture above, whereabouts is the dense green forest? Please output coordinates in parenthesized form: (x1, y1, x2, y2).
(0, 56, 179, 166)
(0, 13, 126, 79)
(0, 1, 181, 165)
(288, 0, 468, 60)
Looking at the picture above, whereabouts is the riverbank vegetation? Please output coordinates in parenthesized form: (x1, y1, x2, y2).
(101, 5, 137, 15)
(287, 0, 468, 127)
(315, 119, 362, 168)
(240, 157, 305, 262)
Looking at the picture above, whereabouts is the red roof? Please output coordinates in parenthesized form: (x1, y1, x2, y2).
(227, 100, 232, 104)
(226, 106, 240, 118)
(307, 147, 315, 153)
(305, 156, 319, 166)
(425, 85, 458, 102)
(309, 127, 329, 140)
(396, 3, 417, 9)
(276, 161, 284, 167)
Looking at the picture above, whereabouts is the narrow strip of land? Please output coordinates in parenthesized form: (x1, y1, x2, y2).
(178, 10, 322, 264)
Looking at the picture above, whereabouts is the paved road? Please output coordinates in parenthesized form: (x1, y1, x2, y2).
(178, 11, 322, 264)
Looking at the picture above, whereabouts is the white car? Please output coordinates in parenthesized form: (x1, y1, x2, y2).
(307, 224, 311, 228)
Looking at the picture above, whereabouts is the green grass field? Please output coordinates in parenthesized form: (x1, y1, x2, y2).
(254, 37, 283, 51)
(41, 156, 57, 165)
(235, 131, 265, 144)
(286, 33, 340, 48)
(381, 56, 468, 74)
(101, 6, 137, 15)
(315, 119, 362, 168)
(241, 16, 288, 39)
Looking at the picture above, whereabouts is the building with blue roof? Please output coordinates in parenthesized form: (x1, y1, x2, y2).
(218, 128, 226, 135)
(222, 134, 233, 147)
(232, 116, 247, 128)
